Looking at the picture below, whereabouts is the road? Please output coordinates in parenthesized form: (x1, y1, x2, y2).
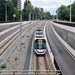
(45, 21, 75, 75)
(0, 21, 32, 42)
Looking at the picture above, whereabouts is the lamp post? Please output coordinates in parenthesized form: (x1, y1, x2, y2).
(53, 2, 61, 21)
(51, 8, 55, 20)
(70, 0, 71, 22)
(4, 3, 7, 21)
(36, 14, 37, 20)
(17, 0, 22, 49)
(29, 12, 31, 21)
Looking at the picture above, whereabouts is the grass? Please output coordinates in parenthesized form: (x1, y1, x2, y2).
(12, 50, 14, 53)
(16, 46, 17, 48)
(21, 43, 24, 45)
(8, 57, 10, 59)
(27, 35, 29, 37)
(0, 68, 1, 73)
(15, 57, 19, 61)
(23, 46, 25, 48)
(0, 64, 6, 69)
(15, 57, 18, 61)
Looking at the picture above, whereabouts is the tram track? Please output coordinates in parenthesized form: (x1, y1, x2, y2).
(33, 51, 56, 75)
(44, 52, 51, 70)
(0, 21, 46, 56)
(33, 22, 52, 72)
(0, 21, 61, 75)
(34, 51, 52, 70)
(33, 21, 60, 75)
(0, 22, 35, 56)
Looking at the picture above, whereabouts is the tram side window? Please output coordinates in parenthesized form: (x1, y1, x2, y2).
(34, 42, 37, 49)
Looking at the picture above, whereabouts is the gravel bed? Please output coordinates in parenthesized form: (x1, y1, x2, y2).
(1, 23, 38, 70)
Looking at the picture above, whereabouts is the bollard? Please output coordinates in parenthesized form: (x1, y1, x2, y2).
(13, 71, 15, 75)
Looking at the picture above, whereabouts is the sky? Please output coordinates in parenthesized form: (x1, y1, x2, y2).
(22, 0, 75, 15)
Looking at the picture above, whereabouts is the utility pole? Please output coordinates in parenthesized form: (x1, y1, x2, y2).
(17, 0, 22, 49)
(36, 14, 37, 20)
(4, 3, 7, 21)
(29, 12, 31, 21)
(53, 2, 61, 21)
(70, 0, 71, 22)
(50, 8, 54, 20)
(41, 12, 42, 20)
(36, 14, 37, 25)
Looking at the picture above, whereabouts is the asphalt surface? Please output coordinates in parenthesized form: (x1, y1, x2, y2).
(0, 26, 19, 42)
(0, 22, 31, 42)
(45, 21, 75, 75)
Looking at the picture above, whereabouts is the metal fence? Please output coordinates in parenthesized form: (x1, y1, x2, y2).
(0, 70, 61, 75)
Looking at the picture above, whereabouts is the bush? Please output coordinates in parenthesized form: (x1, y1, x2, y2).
(15, 57, 18, 61)
(0, 64, 6, 69)
(21, 43, 24, 45)
(15, 57, 19, 61)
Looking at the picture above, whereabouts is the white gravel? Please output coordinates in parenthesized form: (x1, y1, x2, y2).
(2, 23, 37, 70)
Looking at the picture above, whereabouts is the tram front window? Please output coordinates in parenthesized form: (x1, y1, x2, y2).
(34, 39, 46, 49)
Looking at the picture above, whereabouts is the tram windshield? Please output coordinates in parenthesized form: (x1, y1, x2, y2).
(34, 39, 46, 49)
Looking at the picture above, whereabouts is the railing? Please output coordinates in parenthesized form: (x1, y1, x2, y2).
(53, 21, 75, 27)
(0, 70, 61, 75)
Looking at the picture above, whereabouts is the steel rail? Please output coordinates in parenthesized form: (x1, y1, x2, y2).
(0, 23, 35, 56)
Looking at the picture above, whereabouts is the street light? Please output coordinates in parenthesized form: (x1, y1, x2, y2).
(17, 0, 22, 49)
(51, 8, 55, 20)
(4, 3, 7, 21)
(36, 14, 37, 20)
(53, 2, 61, 21)
(70, 0, 71, 22)
(29, 12, 31, 21)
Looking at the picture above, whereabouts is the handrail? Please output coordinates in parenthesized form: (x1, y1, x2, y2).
(0, 70, 60, 75)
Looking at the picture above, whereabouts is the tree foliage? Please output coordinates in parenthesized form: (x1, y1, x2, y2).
(12, 0, 18, 8)
(0, 0, 6, 21)
(23, 0, 34, 20)
(0, 0, 75, 22)
(71, 2, 75, 21)
(58, 5, 69, 21)
(58, 1, 75, 22)
(23, 0, 51, 20)
(44, 12, 51, 19)
(0, 0, 19, 22)
(0, 0, 51, 22)
(7, 0, 15, 21)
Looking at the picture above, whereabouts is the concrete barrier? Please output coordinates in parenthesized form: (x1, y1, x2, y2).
(0, 25, 10, 32)
(52, 22, 75, 58)
(0, 23, 19, 32)
(53, 23, 75, 50)
(53, 21, 75, 27)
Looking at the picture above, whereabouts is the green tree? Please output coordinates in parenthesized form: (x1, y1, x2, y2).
(23, 0, 34, 20)
(14, 7, 20, 21)
(0, 0, 19, 21)
(44, 12, 51, 19)
(7, 0, 20, 21)
(58, 5, 69, 21)
(71, 2, 75, 22)
(0, 0, 6, 21)
(24, 0, 28, 8)
(34, 7, 40, 19)
(58, 1, 75, 22)
(7, 0, 16, 21)
(12, 0, 18, 8)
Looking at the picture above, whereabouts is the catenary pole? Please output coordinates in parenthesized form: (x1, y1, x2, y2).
(70, 0, 71, 22)
(17, 0, 22, 49)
